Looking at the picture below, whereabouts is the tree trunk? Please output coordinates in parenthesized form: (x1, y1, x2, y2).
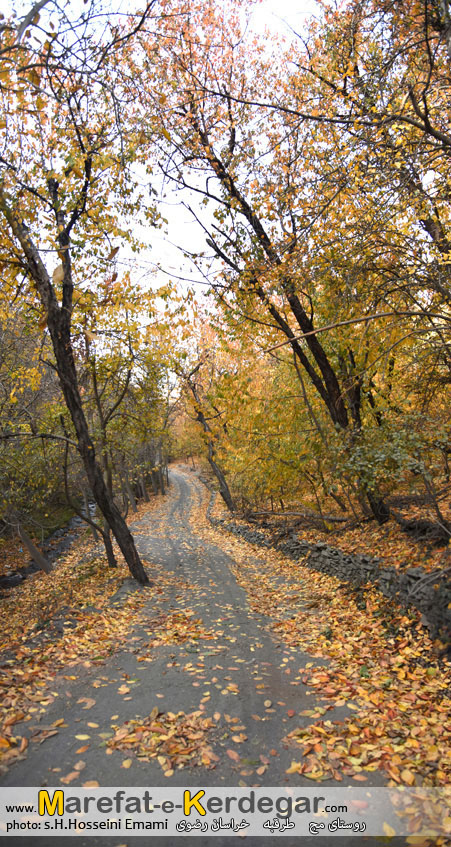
(207, 444, 235, 512)
(184, 368, 235, 512)
(158, 466, 165, 495)
(124, 471, 137, 512)
(366, 489, 390, 524)
(140, 474, 150, 501)
(51, 324, 148, 582)
(83, 490, 98, 541)
(18, 525, 52, 573)
(102, 526, 118, 568)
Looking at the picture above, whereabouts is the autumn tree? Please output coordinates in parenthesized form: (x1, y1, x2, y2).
(0, 1, 161, 583)
(133, 0, 450, 526)
(178, 348, 236, 512)
(131, 0, 392, 520)
(0, 303, 66, 557)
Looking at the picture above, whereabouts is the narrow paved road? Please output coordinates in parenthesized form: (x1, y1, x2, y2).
(1, 468, 397, 846)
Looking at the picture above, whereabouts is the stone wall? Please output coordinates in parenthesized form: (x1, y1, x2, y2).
(205, 485, 451, 641)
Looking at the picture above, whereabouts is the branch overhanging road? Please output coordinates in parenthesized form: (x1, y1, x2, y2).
(1, 467, 404, 847)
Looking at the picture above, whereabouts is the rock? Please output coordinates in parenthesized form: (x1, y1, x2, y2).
(406, 567, 423, 579)
(0, 574, 23, 589)
(204, 486, 450, 639)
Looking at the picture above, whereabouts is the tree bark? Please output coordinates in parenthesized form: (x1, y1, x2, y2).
(18, 525, 52, 573)
(158, 466, 166, 495)
(140, 474, 150, 501)
(102, 526, 118, 568)
(151, 470, 159, 495)
(207, 443, 235, 512)
(365, 489, 390, 524)
(83, 490, 98, 541)
(124, 471, 138, 512)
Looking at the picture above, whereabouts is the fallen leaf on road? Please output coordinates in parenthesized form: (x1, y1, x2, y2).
(77, 698, 96, 710)
(60, 771, 79, 784)
(108, 709, 215, 774)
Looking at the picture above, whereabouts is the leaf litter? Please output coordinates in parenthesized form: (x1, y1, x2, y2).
(108, 706, 218, 775)
(191, 476, 451, 792)
(1, 463, 450, 846)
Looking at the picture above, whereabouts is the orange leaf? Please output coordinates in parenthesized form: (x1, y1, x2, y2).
(19, 737, 28, 753)
(60, 771, 78, 784)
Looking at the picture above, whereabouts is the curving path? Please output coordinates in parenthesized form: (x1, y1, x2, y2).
(1, 467, 396, 847)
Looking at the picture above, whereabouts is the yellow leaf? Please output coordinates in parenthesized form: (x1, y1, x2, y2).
(52, 264, 64, 284)
(286, 761, 302, 774)
(400, 769, 416, 786)
(383, 823, 396, 837)
(406, 839, 435, 846)
(121, 759, 133, 769)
